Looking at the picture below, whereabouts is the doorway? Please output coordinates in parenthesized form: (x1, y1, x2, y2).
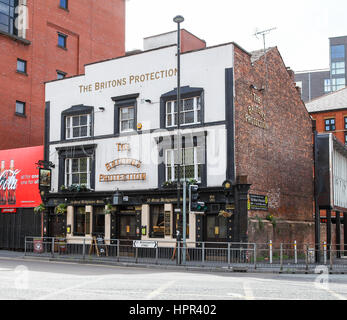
(205, 214, 228, 242)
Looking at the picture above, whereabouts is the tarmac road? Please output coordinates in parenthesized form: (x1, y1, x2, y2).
(0, 256, 346, 300)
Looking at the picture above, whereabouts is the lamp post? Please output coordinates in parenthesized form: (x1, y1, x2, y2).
(173, 15, 184, 263)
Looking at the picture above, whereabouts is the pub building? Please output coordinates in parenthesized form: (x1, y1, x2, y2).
(42, 30, 314, 247)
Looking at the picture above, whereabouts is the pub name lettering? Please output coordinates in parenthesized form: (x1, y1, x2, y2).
(79, 68, 178, 93)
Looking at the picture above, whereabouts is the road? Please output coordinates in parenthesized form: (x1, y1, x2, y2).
(0, 256, 346, 300)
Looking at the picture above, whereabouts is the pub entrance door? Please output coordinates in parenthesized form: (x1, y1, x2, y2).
(49, 212, 66, 238)
(116, 206, 140, 241)
(205, 214, 228, 243)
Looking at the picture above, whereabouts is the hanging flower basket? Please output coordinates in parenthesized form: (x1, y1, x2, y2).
(55, 203, 67, 215)
(60, 184, 90, 193)
(104, 203, 114, 215)
(34, 203, 45, 214)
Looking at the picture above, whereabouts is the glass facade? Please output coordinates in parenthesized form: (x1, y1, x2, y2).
(0, 0, 17, 35)
(331, 45, 345, 60)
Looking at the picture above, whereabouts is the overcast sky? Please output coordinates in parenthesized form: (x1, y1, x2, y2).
(125, 0, 347, 72)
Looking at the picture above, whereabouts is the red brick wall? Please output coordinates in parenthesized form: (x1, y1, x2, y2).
(181, 29, 206, 53)
(0, 0, 125, 150)
(310, 110, 347, 145)
(234, 46, 314, 225)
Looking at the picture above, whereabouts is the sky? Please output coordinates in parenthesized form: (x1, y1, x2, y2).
(125, 0, 347, 72)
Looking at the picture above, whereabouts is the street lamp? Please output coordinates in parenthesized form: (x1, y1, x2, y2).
(173, 15, 185, 263)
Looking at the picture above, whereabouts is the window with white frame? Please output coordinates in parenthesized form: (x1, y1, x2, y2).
(66, 114, 91, 139)
(120, 106, 135, 132)
(165, 146, 203, 182)
(65, 157, 91, 187)
(166, 97, 201, 127)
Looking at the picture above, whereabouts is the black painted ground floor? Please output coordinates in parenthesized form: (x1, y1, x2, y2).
(42, 184, 251, 245)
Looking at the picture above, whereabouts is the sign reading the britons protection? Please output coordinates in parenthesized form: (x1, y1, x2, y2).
(0, 146, 43, 209)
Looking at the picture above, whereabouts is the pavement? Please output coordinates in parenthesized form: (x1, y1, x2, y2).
(0, 255, 346, 300)
(1, 249, 346, 275)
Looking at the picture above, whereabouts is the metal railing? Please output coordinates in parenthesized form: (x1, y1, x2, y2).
(24, 237, 347, 272)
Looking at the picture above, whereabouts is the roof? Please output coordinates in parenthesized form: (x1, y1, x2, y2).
(305, 87, 347, 113)
(294, 68, 329, 75)
(250, 47, 275, 63)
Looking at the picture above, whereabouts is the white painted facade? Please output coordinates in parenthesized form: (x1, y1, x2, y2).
(46, 44, 234, 193)
(45, 43, 235, 244)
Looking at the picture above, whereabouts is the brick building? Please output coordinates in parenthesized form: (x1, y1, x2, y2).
(42, 32, 314, 246)
(306, 87, 347, 146)
(0, 0, 125, 150)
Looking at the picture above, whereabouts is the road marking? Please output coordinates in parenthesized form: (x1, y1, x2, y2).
(36, 275, 106, 300)
(147, 280, 175, 299)
(242, 281, 254, 300)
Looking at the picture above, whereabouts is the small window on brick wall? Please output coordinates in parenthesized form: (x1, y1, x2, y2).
(15, 101, 25, 116)
(17, 59, 27, 74)
(58, 33, 67, 49)
(59, 0, 68, 10)
(325, 118, 335, 131)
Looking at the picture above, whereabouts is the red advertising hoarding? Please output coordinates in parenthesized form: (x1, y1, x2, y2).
(0, 146, 43, 209)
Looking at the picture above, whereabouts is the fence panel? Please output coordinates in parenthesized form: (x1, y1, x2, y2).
(24, 237, 347, 272)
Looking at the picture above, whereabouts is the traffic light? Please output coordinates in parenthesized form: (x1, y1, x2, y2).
(189, 184, 207, 212)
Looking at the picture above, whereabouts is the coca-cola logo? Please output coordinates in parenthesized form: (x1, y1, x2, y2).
(0, 170, 21, 190)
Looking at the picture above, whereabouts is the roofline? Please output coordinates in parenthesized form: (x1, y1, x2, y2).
(305, 86, 347, 104)
(143, 28, 206, 44)
(47, 40, 250, 82)
(308, 107, 347, 114)
(295, 68, 330, 74)
(181, 41, 251, 57)
(84, 44, 176, 68)
(44, 73, 85, 85)
(329, 35, 347, 40)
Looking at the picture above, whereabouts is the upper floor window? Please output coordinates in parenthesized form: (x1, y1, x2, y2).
(59, 0, 68, 10)
(345, 133, 347, 145)
(160, 86, 204, 129)
(324, 78, 345, 92)
(120, 106, 135, 133)
(66, 114, 91, 139)
(0, 0, 17, 35)
(16, 58, 26, 74)
(331, 61, 345, 75)
(325, 118, 335, 131)
(112, 93, 139, 135)
(166, 97, 201, 127)
(65, 157, 91, 188)
(61, 105, 94, 141)
(344, 117, 347, 130)
(15, 100, 25, 116)
(58, 33, 67, 49)
(331, 45, 345, 60)
(165, 146, 203, 182)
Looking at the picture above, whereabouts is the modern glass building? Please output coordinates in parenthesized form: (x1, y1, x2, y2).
(295, 36, 347, 102)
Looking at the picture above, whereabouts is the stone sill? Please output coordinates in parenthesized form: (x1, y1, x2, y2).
(0, 30, 31, 45)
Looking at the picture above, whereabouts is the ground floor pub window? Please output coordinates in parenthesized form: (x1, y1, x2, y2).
(150, 205, 165, 238)
(74, 206, 90, 236)
(93, 207, 105, 236)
